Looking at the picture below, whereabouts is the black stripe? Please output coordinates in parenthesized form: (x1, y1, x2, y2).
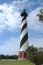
(22, 17, 26, 22)
(20, 32, 28, 48)
(21, 23, 27, 33)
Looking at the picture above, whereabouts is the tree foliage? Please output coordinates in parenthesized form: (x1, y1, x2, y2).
(28, 45, 43, 65)
(0, 54, 18, 60)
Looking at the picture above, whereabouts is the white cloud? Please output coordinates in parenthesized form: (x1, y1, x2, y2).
(0, 3, 21, 32)
(29, 38, 43, 48)
(0, 0, 41, 33)
(27, 7, 43, 33)
(0, 37, 19, 55)
(0, 2, 43, 33)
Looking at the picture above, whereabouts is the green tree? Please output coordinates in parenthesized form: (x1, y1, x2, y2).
(28, 45, 43, 65)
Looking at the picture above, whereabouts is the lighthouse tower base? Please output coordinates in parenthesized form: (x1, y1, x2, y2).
(18, 51, 28, 60)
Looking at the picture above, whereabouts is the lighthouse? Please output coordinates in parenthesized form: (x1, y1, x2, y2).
(18, 9, 29, 60)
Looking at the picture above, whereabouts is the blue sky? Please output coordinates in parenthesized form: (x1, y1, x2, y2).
(0, 0, 43, 55)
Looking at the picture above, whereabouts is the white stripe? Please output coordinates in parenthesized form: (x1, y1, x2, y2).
(20, 28, 28, 42)
(21, 19, 27, 28)
(19, 40, 29, 51)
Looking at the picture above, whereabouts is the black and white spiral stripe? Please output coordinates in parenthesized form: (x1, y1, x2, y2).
(19, 11, 28, 51)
